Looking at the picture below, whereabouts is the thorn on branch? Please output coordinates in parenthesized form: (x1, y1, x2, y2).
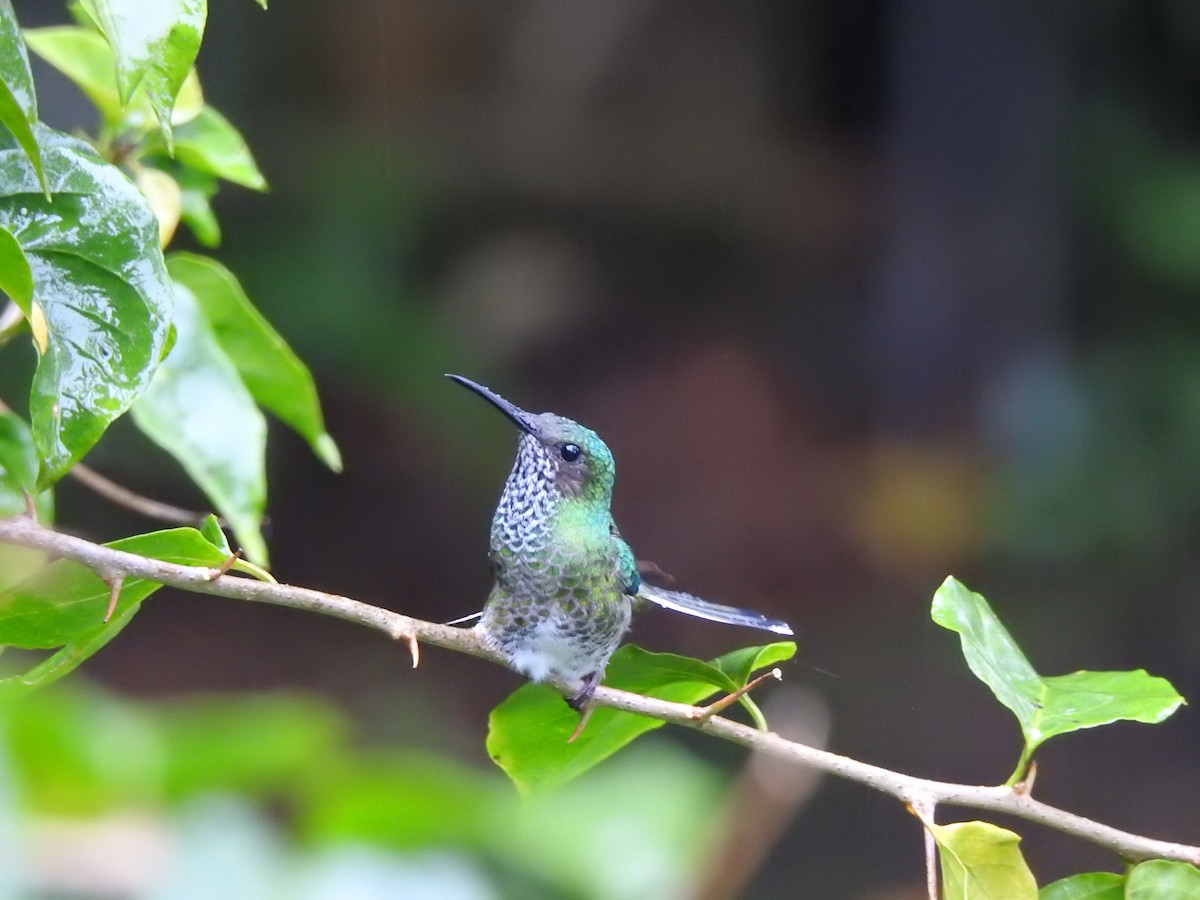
(206, 551, 243, 581)
(690, 668, 783, 723)
(102, 574, 125, 623)
(394, 631, 420, 669)
(21, 489, 36, 519)
(1014, 761, 1037, 797)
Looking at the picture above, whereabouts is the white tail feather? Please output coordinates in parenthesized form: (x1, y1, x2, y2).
(636, 584, 793, 636)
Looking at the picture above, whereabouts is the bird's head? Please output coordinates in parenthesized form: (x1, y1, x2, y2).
(447, 374, 615, 504)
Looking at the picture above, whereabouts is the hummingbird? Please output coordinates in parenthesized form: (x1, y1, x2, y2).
(448, 374, 792, 715)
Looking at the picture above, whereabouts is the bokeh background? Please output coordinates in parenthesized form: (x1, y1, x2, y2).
(6, 0, 1200, 897)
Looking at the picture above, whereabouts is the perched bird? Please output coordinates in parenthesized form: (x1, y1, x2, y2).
(448, 374, 792, 715)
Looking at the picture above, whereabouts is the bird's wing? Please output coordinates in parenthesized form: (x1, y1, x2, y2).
(636, 583, 793, 636)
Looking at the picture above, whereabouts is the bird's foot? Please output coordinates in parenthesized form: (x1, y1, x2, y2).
(567, 706, 594, 743)
(565, 671, 600, 712)
(565, 671, 601, 743)
(690, 667, 783, 723)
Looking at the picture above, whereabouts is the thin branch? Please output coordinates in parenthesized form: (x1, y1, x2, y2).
(0, 514, 1197, 866)
(67, 464, 209, 526)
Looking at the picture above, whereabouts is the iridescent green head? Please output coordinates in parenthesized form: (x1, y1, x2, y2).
(447, 374, 615, 504)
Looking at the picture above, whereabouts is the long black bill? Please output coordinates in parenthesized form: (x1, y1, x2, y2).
(445, 374, 538, 434)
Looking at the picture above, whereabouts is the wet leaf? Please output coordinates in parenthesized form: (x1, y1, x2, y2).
(488, 641, 795, 794)
(0, 527, 228, 699)
(1040, 871, 1125, 899)
(0, 125, 172, 486)
(77, 0, 206, 143)
(24, 26, 202, 133)
(0, 0, 45, 194)
(930, 820, 1037, 900)
(932, 577, 1184, 782)
(167, 252, 340, 470)
(132, 280, 267, 564)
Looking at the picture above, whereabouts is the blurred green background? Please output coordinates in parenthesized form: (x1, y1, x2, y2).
(4, 0, 1200, 897)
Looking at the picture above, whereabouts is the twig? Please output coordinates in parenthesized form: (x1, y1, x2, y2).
(67, 465, 208, 526)
(0, 514, 1197, 866)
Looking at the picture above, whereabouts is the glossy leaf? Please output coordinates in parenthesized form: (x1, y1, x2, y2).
(1126, 860, 1200, 899)
(167, 253, 341, 470)
(932, 577, 1184, 782)
(23, 26, 203, 132)
(132, 280, 267, 564)
(488, 641, 795, 794)
(1040, 872, 1125, 900)
(0, 410, 35, 517)
(152, 106, 266, 190)
(0, 125, 173, 486)
(930, 821, 1037, 900)
(0, 0, 45, 194)
(0, 528, 228, 700)
(78, 0, 206, 142)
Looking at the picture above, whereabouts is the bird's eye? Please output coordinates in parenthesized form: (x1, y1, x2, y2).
(560, 443, 582, 462)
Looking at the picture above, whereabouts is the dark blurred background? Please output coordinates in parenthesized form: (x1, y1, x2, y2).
(13, 0, 1200, 896)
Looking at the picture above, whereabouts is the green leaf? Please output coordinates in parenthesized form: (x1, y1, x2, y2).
(134, 164, 180, 246)
(25, 27, 127, 126)
(0, 125, 173, 486)
(167, 253, 341, 470)
(23, 26, 203, 133)
(198, 512, 229, 553)
(132, 280, 268, 564)
(932, 577, 1184, 783)
(1040, 872, 1125, 900)
(0, 224, 32, 307)
(930, 821, 1037, 900)
(300, 750, 505, 849)
(175, 166, 220, 246)
(153, 693, 348, 800)
(0, 527, 228, 699)
(487, 641, 795, 794)
(0, 602, 136, 703)
(710, 640, 796, 687)
(0, 1, 46, 195)
(0, 409, 36, 517)
(151, 106, 266, 190)
(1126, 860, 1200, 899)
(1, 680, 163, 813)
(78, 0, 206, 144)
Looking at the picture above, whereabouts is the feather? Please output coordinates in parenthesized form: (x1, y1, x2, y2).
(636, 584, 793, 636)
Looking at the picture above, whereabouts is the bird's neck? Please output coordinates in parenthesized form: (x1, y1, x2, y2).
(493, 469, 611, 556)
